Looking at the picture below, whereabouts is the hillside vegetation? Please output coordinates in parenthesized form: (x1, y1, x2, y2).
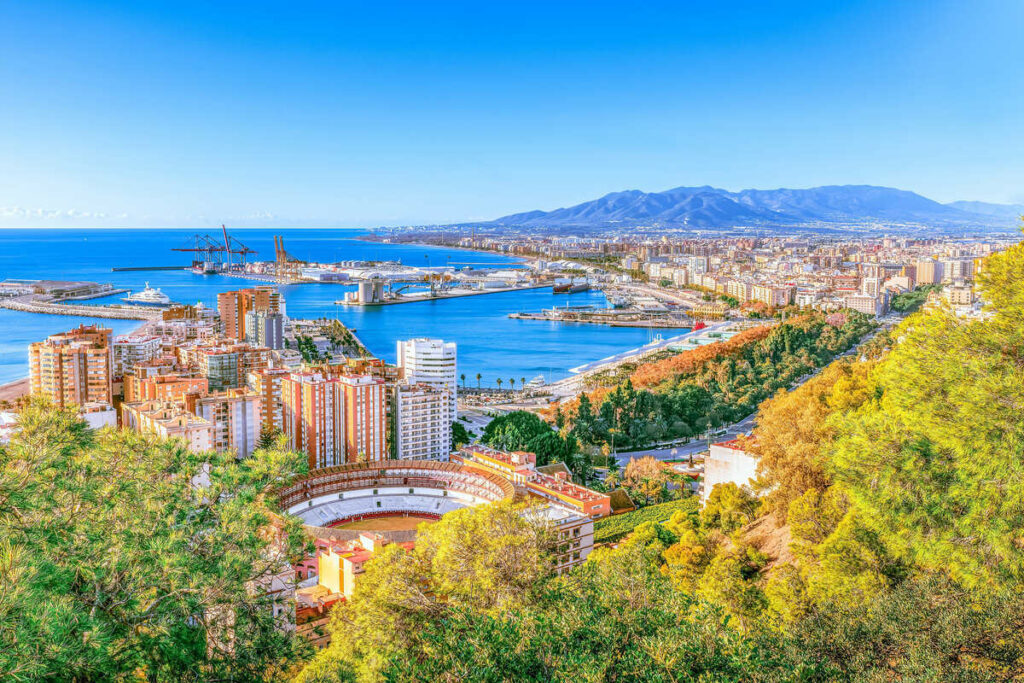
(555, 310, 875, 452)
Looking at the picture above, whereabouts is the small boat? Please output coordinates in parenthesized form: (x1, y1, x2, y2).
(122, 283, 173, 306)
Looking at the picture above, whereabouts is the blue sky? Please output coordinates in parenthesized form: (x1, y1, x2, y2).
(1, 0, 1022, 227)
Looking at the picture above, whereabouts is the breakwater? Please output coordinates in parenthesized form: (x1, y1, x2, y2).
(0, 296, 163, 321)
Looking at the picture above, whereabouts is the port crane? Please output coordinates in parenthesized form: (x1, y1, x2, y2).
(171, 226, 256, 272)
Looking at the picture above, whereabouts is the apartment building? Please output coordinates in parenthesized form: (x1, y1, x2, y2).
(281, 372, 344, 470)
(750, 284, 794, 307)
(394, 382, 451, 461)
(338, 375, 387, 464)
(111, 334, 161, 378)
(217, 287, 282, 339)
(120, 399, 214, 453)
(396, 338, 457, 419)
(244, 311, 285, 350)
(192, 343, 270, 391)
(280, 372, 388, 469)
(248, 366, 291, 433)
(28, 324, 113, 408)
(124, 372, 208, 403)
(188, 389, 261, 458)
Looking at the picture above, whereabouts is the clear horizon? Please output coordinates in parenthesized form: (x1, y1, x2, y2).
(2, 1, 1022, 228)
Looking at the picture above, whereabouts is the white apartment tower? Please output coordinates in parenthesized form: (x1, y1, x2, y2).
(396, 338, 457, 419)
(394, 382, 452, 461)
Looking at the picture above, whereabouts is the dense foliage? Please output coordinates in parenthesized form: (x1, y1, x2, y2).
(608, 455, 685, 506)
(481, 410, 593, 482)
(562, 311, 876, 451)
(0, 400, 312, 682)
(889, 283, 942, 312)
(450, 420, 473, 447)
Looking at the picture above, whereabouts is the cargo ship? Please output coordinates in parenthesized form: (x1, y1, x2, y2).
(553, 277, 590, 294)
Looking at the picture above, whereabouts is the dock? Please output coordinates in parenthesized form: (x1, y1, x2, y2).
(338, 283, 548, 306)
(112, 266, 188, 272)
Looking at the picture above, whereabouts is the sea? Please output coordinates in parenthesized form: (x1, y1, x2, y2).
(0, 228, 688, 386)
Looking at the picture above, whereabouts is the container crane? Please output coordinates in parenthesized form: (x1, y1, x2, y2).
(171, 226, 256, 273)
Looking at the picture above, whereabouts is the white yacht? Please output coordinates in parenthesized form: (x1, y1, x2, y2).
(122, 283, 173, 306)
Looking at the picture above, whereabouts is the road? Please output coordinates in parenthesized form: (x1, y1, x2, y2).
(612, 413, 757, 465)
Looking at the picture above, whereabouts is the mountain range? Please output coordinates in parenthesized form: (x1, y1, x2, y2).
(491, 185, 1023, 230)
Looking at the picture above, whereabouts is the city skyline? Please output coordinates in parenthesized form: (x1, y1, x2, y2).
(2, 0, 1023, 228)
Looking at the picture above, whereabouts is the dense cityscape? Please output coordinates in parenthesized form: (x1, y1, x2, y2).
(1, 222, 1018, 677)
(4, 1, 1024, 681)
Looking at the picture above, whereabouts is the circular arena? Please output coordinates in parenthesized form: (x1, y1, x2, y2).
(275, 460, 515, 535)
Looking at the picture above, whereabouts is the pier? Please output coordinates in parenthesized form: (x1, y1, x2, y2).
(338, 283, 548, 306)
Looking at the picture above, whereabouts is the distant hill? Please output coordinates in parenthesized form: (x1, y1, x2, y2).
(946, 200, 1024, 221)
(490, 185, 1019, 229)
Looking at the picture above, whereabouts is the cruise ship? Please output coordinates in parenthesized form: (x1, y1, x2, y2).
(122, 283, 173, 306)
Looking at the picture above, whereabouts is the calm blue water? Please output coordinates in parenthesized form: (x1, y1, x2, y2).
(0, 228, 686, 385)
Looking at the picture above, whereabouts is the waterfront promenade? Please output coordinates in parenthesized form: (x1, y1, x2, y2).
(545, 321, 734, 398)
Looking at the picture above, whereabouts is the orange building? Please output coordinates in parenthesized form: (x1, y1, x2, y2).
(338, 375, 387, 464)
(248, 366, 291, 432)
(280, 372, 388, 470)
(29, 324, 113, 408)
(282, 373, 342, 470)
(124, 372, 208, 403)
(217, 287, 281, 340)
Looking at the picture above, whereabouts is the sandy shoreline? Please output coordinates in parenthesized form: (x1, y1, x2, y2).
(0, 378, 30, 402)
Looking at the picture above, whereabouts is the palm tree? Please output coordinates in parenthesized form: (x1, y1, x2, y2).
(476, 372, 482, 389)
(509, 378, 516, 391)
(496, 378, 503, 391)
(521, 377, 526, 390)
(460, 373, 466, 388)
